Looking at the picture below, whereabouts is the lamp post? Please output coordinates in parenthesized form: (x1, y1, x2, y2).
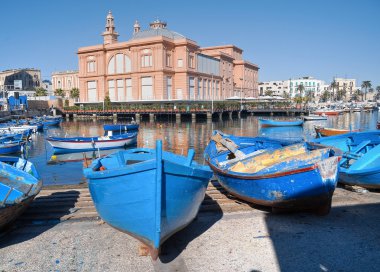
(211, 73, 214, 113)
(240, 77, 243, 111)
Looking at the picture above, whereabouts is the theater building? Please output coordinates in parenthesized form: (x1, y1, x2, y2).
(77, 11, 259, 103)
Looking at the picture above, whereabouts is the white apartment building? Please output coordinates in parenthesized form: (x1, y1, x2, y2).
(286, 76, 324, 99)
(258, 81, 288, 97)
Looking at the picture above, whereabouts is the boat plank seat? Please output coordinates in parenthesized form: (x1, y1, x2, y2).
(341, 140, 372, 165)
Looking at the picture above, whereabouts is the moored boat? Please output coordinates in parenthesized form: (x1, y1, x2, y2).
(312, 131, 380, 188)
(259, 118, 303, 127)
(312, 109, 343, 116)
(205, 136, 341, 214)
(303, 114, 327, 121)
(46, 132, 138, 154)
(0, 157, 42, 230)
(83, 140, 213, 259)
(315, 126, 358, 137)
(204, 130, 301, 163)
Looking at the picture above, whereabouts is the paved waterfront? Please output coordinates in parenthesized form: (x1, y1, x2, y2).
(1, 187, 379, 272)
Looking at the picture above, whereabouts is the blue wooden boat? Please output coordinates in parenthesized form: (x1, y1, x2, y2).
(47, 132, 138, 154)
(0, 134, 25, 155)
(103, 123, 139, 132)
(259, 118, 304, 127)
(205, 135, 341, 214)
(83, 140, 212, 259)
(312, 131, 380, 188)
(0, 157, 42, 230)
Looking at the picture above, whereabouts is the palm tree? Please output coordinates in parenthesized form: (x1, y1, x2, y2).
(54, 88, 65, 98)
(70, 88, 80, 101)
(35, 87, 47, 96)
(361, 80, 372, 101)
(336, 89, 346, 101)
(376, 86, 380, 101)
(264, 90, 274, 96)
(296, 84, 305, 98)
(330, 80, 338, 102)
(321, 90, 330, 102)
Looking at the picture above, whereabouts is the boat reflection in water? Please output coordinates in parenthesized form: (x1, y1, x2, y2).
(259, 126, 304, 142)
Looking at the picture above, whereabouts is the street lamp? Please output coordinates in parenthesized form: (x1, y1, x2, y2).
(240, 77, 243, 111)
(211, 73, 214, 113)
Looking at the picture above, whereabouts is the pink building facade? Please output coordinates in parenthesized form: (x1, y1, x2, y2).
(77, 12, 259, 103)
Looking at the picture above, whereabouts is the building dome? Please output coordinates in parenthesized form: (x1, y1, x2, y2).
(130, 19, 186, 40)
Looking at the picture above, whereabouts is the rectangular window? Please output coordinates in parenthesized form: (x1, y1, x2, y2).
(189, 55, 194, 68)
(87, 61, 95, 73)
(177, 59, 183, 68)
(166, 76, 172, 100)
(216, 80, 219, 99)
(207, 80, 210, 99)
(117, 79, 124, 101)
(141, 55, 152, 67)
(126, 79, 132, 100)
(141, 77, 153, 100)
(198, 79, 202, 100)
(108, 80, 115, 101)
(166, 53, 172, 67)
(87, 81, 97, 102)
(189, 77, 195, 100)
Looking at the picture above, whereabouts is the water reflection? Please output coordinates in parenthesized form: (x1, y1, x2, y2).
(26, 111, 379, 186)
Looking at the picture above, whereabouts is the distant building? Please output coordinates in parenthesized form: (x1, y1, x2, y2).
(334, 78, 356, 101)
(258, 81, 288, 97)
(77, 11, 259, 103)
(41, 80, 53, 96)
(286, 76, 324, 100)
(52, 70, 79, 98)
(0, 68, 41, 98)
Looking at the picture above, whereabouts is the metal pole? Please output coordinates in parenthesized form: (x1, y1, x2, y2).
(211, 74, 214, 113)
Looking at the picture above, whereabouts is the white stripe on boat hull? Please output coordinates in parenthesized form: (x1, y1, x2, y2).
(47, 137, 137, 150)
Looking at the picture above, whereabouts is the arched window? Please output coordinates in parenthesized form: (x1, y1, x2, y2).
(108, 53, 132, 74)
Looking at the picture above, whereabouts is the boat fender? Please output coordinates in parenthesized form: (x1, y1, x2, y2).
(99, 166, 106, 171)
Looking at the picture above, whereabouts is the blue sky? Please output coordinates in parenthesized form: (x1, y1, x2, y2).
(1, 0, 379, 87)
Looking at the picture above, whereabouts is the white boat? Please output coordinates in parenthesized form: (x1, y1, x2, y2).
(46, 132, 138, 154)
(303, 114, 328, 121)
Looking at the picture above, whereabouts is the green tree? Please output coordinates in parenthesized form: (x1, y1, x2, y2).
(376, 86, 380, 100)
(64, 99, 69, 107)
(336, 89, 346, 101)
(320, 90, 330, 102)
(35, 87, 47, 96)
(296, 84, 305, 97)
(104, 95, 111, 109)
(54, 88, 65, 98)
(330, 80, 338, 101)
(361, 80, 372, 101)
(282, 91, 290, 100)
(351, 89, 362, 101)
(70, 88, 80, 100)
(264, 90, 274, 96)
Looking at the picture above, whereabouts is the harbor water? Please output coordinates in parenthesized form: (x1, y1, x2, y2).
(27, 111, 379, 186)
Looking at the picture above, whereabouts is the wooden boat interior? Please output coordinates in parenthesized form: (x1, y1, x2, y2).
(229, 144, 331, 174)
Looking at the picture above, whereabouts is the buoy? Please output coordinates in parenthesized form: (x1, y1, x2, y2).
(51, 155, 57, 160)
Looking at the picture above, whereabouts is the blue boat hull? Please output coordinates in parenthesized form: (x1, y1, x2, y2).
(84, 143, 212, 259)
(209, 158, 339, 210)
(259, 119, 304, 127)
(0, 144, 22, 155)
(339, 171, 380, 189)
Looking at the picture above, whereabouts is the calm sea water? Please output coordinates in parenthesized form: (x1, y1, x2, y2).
(26, 111, 379, 186)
